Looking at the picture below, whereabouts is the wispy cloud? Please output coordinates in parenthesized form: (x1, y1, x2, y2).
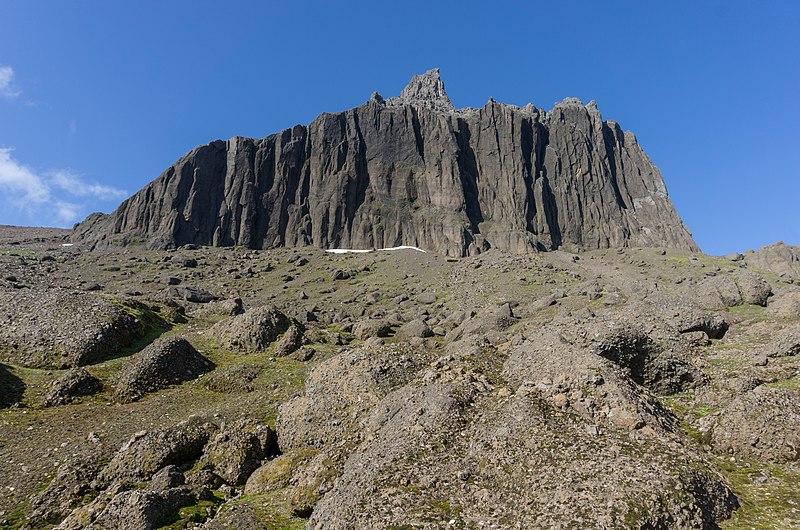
(0, 66, 21, 99)
(50, 170, 127, 201)
(0, 147, 50, 202)
(55, 201, 81, 224)
(0, 147, 127, 226)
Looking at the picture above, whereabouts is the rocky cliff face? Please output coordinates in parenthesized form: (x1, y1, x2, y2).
(73, 69, 697, 256)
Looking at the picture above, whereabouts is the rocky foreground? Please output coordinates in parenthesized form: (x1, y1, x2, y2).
(0, 227, 798, 529)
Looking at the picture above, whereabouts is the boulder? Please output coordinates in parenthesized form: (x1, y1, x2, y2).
(167, 285, 216, 303)
(395, 318, 433, 339)
(203, 504, 269, 529)
(352, 319, 393, 340)
(147, 465, 185, 491)
(0, 290, 143, 368)
(191, 297, 244, 318)
(198, 421, 277, 486)
(26, 457, 100, 526)
(736, 272, 772, 306)
(706, 385, 800, 463)
(210, 306, 293, 352)
(112, 337, 211, 402)
(696, 275, 742, 308)
(97, 418, 216, 487)
(274, 324, 305, 357)
(43, 368, 102, 406)
(79, 487, 198, 530)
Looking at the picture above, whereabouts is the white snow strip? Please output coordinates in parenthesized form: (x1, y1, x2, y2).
(381, 246, 427, 253)
(325, 245, 427, 254)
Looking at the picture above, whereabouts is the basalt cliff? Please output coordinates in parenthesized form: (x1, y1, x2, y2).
(73, 69, 697, 255)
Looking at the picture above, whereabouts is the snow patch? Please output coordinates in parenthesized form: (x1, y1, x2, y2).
(326, 245, 427, 254)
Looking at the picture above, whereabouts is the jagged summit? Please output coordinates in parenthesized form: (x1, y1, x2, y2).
(72, 69, 698, 256)
(386, 68, 454, 111)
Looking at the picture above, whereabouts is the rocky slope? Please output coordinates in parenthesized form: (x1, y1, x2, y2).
(1, 226, 799, 529)
(72, 69, 697, 256)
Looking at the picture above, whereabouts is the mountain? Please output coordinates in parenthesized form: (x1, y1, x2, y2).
(72, 68, 697, 256)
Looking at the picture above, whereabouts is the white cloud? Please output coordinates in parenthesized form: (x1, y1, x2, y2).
(0, 147, 127, 226)
(0, 66, 21, 98)
(0, 147, 50, 202)
(50, 170, 127, 201)
(55, 201, 81, 223)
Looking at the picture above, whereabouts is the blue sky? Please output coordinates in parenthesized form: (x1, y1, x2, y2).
(0, 1, 797, 254)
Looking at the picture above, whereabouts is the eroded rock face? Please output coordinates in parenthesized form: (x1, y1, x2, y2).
(743, 242, 800, 279)
(72, 69, 697, 256)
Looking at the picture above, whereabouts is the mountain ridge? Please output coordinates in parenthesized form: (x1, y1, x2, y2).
(72, 69, 698, 256)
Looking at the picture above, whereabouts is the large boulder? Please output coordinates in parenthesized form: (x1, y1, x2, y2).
(446, 303, 518, 343)
(244, 449, 336, 517)
(351, 319, 393, 340)
(197, 421, 277, 486)
(0, 290, 143, 368)
(395, 318, 433, 339)
(310, 334, 736, 529)
(210, 306, 293, 352)
(61, 486, 199, 530)
(696, 275, 742, 308)
(97, 419, 216, 487)
(27, 457, 100, 526)
(112, 337, 211, 402)
(589, 324, 705, 395)
(705, 385, 800, 463)
(167, 285, 217, 303)
(276, 344, 427, 452)
(736, 272, 772, 306)
(43, 368, 102, 407)
(274, 324, 305, 357)
(695, 272, 772, 308)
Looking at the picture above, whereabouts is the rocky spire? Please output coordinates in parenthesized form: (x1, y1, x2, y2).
(387, 68, 454, 111)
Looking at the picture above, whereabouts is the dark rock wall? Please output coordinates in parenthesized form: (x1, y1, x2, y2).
(73, 71, 697, 256)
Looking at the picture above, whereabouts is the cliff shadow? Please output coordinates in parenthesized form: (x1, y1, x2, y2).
(455, 119, 484, 233)
(531, 125, 562, 250)
(0, 363, 25, 408)
(602, 123, 628, 209)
